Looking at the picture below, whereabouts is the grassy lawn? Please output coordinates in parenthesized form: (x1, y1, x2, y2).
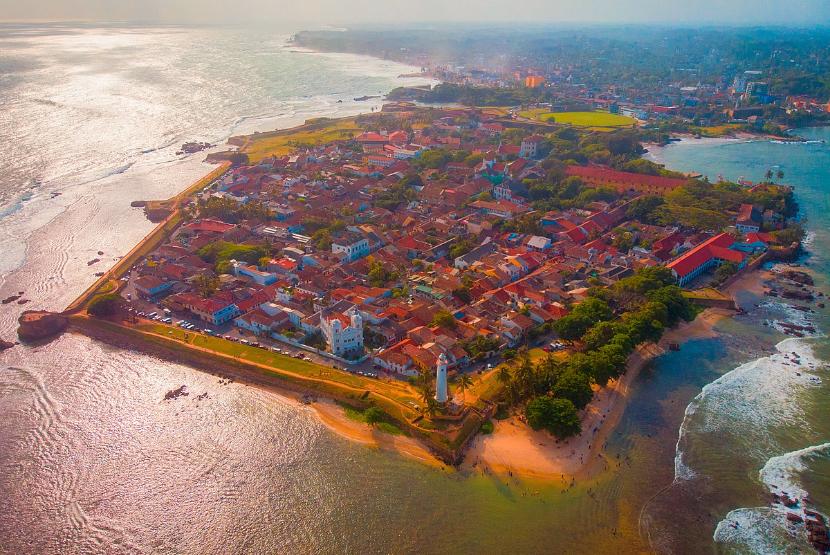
(519, 109, 636, 128)
(339, 402, 406, 435)
(692, 124, 743, 138)
(242, 118, 362, 162)
(684, 287, 731, 301)
(478, 106, 512, 117)
(137, 322, 423, 408)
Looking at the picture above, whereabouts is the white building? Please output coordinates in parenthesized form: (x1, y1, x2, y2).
(519, 135, 543, 159)
(320, 308, 364, 356)
(331, 233, 370, 262)
(231, 261, 277, 285)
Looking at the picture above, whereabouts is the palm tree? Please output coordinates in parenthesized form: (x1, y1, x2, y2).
(776, 169, 785, 182)
(417, 367, 433, 407)
(456, 374, 473, 403)
(496, 365, 511, 386)
(765, 168, 774, 183)
(513, 350, 535, 399)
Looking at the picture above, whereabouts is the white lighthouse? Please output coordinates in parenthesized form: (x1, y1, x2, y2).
(435, 352, 448, 404)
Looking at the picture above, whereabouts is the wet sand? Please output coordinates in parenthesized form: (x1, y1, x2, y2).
(311, 399, 445, 469)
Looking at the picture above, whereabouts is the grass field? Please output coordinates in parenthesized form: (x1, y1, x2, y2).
(339, 402, 406, 435)
(518, 109, 637, 129)
(683, 288, 732, 301)
(136, 322, 424, 408)
(691, 124, 743, 138)
(242, 118, 362, 162)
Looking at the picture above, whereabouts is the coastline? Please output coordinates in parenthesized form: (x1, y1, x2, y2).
(66, 314, 448, 467)
(56, 135, 764, 482)
(461, 259, 777, 483)
(310, 399, 446, 469)
(643, 135, 757, 164)
(461, 306, 734, 483)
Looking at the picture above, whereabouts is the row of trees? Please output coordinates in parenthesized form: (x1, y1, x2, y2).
(498, 268, 695, 439)
(198, 197, 272, 224)
(626, 180, 797, 231)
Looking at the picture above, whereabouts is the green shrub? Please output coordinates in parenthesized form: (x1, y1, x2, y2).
(88, 294, 120, 317)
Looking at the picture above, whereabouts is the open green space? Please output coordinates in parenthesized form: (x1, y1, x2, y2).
(242, 118, 362, 162)
(519, 109, 637, 128)
(137, 322, 422, 406)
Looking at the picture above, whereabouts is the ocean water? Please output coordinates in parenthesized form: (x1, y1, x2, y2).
(2, 24, 829, 554)
(644, 129, 830, 553)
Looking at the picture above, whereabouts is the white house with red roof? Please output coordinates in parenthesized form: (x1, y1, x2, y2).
(666, 233, 746, 287)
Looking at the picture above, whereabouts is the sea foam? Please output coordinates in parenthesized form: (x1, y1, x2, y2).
(673, 338, 823, 482)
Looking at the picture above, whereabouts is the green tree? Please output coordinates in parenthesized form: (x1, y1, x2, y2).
(553, 297, 613, 340)
(431, 310, 457, 330)
(88, 294, 120, 317)
(194, 273, 220, 298)
(714, 261, 738, 284)
(525, 396, 581, 439)
(553, 370, 594, 410)
(582, 320, 618, 351)
(456, 374, 473, 403)
(364, 407, 384, 424)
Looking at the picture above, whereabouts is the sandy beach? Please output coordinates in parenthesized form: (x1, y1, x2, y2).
(461, 305, 734, 482)
(311, 399, 445, 469)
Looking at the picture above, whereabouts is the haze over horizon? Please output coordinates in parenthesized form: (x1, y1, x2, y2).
(1, 0, 829, 26)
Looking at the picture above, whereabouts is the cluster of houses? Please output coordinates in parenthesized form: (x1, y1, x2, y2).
(126, 106, 787, 375)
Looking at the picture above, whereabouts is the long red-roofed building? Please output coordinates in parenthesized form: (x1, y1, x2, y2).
(566, 165, 688, 195)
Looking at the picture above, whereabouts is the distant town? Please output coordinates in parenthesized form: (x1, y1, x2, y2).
(296, 26, 830, 138)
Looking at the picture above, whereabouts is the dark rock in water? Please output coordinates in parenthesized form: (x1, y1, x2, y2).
(17, 311, 68, 343)
(0, 339, 15, 351)
(177, 141, 213, 155)
(2, 295, 21, 304)
(97, 251, 104, 256)
(781, 270, 814, 286)
(164, 385, 189, 401)
(17, 299, 29, 305)
(787, 512, 803, 524)
(87, 258, 100, 266)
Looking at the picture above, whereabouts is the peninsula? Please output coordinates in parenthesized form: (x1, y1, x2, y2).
(32, 102, 806, 476)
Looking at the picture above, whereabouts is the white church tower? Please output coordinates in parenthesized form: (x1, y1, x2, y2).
(435, 352, 448, 404)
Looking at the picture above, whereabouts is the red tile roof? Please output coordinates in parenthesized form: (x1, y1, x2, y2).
(566, 165, 687, 191)
(666, 233, 742, 277)
(183, 219, 235, 234)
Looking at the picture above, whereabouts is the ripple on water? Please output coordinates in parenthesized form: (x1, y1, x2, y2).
(674, 337, 824, 482)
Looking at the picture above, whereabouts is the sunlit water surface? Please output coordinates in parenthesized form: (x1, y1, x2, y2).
(2, 25, 829, 554)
